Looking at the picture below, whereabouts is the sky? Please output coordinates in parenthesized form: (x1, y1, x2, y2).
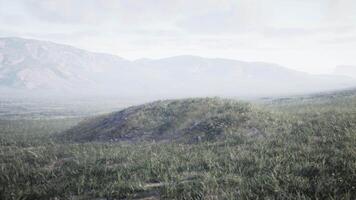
(0, 0, 356, 74)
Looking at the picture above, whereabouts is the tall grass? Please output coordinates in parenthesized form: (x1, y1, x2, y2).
(0, 94, 356, 199)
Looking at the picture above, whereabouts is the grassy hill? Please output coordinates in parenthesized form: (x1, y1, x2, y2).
(1, 90, 356, 199)
(60, 98, 286, 143)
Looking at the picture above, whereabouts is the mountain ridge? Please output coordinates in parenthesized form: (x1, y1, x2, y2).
(0, 37, 355, 98)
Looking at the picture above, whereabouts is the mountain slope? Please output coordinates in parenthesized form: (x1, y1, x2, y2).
(136, 56, 355, 96)
(0, 37, 132, 93)
(0, 37, 355, 97)
(334, 65, 356, 79)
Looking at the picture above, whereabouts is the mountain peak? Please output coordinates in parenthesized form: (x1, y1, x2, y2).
(0, 37, 355, 98)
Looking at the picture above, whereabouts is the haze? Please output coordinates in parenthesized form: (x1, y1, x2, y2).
(2, 2, 356, 199)
(1, 0, 356, 74)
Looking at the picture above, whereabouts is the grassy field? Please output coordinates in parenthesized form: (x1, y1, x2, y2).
(1, 90, 356, 199)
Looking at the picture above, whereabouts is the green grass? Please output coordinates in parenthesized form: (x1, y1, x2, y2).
(0, 118, 82, 147)
(1, 91, 356, 199)
(61, 98, 287, 143)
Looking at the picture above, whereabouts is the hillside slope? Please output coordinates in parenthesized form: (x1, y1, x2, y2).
(60, 98, 284, 143)
(2, 89, 356, 199)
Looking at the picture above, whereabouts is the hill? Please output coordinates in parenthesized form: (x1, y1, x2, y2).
(1, 89, 356, 199)
(60, 98, 284, 143)
(1, 37, 355, 98)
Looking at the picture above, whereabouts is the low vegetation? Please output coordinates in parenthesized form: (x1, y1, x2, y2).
(1, 90, 356, 199)
(61, 98, 286, 143)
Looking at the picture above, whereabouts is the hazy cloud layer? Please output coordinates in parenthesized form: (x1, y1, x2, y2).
(0, 0, 356, 74)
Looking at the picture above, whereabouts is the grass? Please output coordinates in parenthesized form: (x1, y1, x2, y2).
(61, 98, 286, 143)
(1, 91, 356, 199)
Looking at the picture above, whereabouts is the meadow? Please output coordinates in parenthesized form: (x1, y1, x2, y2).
(1, 90, 356, 200)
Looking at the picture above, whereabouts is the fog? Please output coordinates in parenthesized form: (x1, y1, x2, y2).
(0, 37, 355, 103)
(0, 1, 356, 101)
(2, 2, 356, 199)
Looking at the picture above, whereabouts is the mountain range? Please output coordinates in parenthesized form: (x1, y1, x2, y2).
(334, 65, 356, 79)
(0, 37, 355, 99)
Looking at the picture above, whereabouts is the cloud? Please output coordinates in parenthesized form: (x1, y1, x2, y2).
(320, 35, 356, 44)
(325, 0, 356, 23)
(0, 0, 356, 74)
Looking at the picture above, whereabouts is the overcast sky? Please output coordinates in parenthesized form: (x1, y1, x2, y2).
(0, 0, 356, 74)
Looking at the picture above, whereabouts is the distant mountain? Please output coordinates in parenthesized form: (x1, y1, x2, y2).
(0, 37, 133, 95)
(0, 37, 355, 98)
(334, 65, 356, 79)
